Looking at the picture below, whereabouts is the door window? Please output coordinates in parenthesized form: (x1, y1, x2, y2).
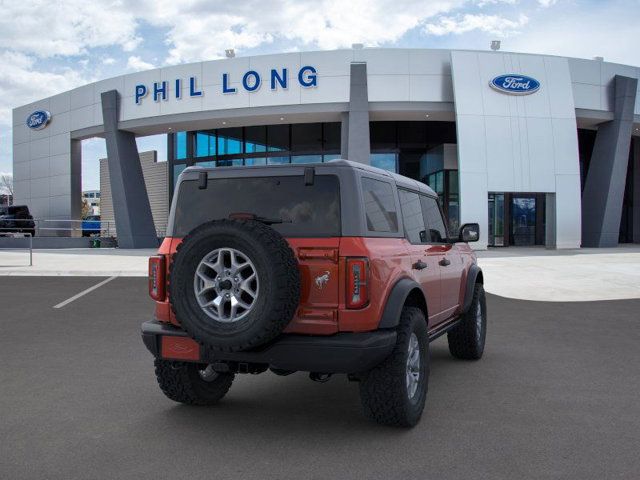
(398, 189, 427, 244)
(420, 196, 448, 243)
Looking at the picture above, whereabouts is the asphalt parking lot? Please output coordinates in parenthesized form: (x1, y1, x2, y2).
(1, 277, 639, 480)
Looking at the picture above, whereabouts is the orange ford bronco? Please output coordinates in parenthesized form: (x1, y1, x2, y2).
(142, 160, 485, 427)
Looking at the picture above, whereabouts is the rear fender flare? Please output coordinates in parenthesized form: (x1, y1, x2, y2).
(378, 278, 428, 329)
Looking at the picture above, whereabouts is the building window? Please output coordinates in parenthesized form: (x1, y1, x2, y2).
(245, 126, 267, 153)
(168, 122, 341, 200)
(267, 156, 290, 164)
(323, 123, 341, 152)
(267, 124, 289, 152)
(217, 127, 243, 155)
(175, 131, 187, 160)
(371, 153, 398, 172)
(292, 123, 322, 152)
(291, 154, 322, 164)
(323, 154, 341, 162)
(217, 158, 243, 167)
(196, 131, 216, 157)
(196, 160, 216, 168)
(245, 157, 267, 166)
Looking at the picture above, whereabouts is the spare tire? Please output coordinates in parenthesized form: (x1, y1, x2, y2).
(169, 219, 300, 352)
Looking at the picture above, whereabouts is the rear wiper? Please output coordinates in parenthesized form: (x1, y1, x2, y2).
(228, 213, 292, 225)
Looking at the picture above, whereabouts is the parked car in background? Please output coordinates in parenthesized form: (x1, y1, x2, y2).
(0, 205, 35, 237)
(82, 215, 101, 237)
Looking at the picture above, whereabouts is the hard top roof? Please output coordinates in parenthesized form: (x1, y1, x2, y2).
(183, 159, 437, 197)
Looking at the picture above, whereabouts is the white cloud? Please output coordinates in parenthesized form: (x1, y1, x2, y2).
(0, 51, 90, 173)
(0, 1, 141, 58)
(126, 56, 155, 71)
(131, 0, 468, 64)
(0, 51, 88, 127)
(102, 57, 116, 65)
(475, 0, 518, 5)
(537, 0, 558, 6)
(508, 7, 639, 66)
(424, 13, 529, 36)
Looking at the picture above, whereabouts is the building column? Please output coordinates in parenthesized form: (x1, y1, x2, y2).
(633, 138, 640, 243)
(340, 62, 370, 164)
(101, 90, 158, 249)
(545, 193, 557, 248)
(582, 75, 638, 247)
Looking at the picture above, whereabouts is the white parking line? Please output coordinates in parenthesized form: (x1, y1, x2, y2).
(53, 276, 118, 309)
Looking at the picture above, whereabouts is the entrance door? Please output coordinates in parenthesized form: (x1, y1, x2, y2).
(510, 196, 537, 246)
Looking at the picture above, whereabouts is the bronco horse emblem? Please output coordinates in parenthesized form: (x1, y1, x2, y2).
(315, 271, 331, 290)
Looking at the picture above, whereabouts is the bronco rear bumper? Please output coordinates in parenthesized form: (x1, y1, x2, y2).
(141, 320, 396, 374)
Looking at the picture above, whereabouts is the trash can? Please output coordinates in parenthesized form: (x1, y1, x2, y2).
(91, 238, 101, 248)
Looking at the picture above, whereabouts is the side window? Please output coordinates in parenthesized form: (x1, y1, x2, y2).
(361, 177, 398, 233)
(420, 195, 448, 243)
(399, 189, 427, 244)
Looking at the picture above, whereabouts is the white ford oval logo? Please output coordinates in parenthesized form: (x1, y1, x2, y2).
(490, 74, 540, 95)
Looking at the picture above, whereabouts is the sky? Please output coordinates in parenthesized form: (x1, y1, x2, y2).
(0, 0, 639, 192)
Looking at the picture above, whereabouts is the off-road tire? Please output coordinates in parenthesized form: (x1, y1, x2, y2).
(169, 219, 300, 352)
(447, 283, 487, 360)
(154, 359, 235, 405)
(359, 307, 429, 427)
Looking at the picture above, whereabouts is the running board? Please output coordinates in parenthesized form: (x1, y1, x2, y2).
(428, 317, 462, 342)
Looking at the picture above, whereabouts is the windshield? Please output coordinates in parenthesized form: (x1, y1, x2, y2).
(172, 174, 341, 237)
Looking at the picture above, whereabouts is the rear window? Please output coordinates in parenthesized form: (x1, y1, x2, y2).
(173, 175, 341, 237)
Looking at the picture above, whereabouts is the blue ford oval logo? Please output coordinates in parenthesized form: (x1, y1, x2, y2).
(490, 74, 540, 95)
(26, 110, 51, 130)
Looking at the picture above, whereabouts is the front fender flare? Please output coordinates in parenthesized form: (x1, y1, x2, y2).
(378, 278, 425, 329)
(461, 264, 483, 314)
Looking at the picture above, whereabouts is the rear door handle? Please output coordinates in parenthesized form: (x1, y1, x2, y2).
(439, 258, 451, 267)
(412, 260, 428, 270)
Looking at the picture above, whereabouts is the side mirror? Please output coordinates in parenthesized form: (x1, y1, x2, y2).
(458, 223, 480, 243)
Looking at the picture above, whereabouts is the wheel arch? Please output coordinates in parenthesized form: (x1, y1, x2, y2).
(461, 264, 483, 314)
(378, 278, 428, 329)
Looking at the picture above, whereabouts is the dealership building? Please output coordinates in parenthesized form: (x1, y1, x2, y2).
(11, 48, 640, 248)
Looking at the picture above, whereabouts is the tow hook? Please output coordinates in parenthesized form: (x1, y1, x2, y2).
(309, 372, 332, 383)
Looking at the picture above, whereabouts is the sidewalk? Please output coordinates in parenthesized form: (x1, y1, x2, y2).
(1, 246, 639, 301)
(477, 245, 640, 301)
(0, 248, 153, 276)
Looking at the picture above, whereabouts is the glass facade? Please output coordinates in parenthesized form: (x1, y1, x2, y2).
(169, 122, 342, 193)
(169, 122, 460, 231)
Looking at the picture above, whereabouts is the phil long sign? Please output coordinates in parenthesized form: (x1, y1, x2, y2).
(489, 74, 540, 95)
(135, 66, 318, 105)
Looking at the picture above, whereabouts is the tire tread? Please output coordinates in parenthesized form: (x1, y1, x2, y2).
(154, 359, 234, 405)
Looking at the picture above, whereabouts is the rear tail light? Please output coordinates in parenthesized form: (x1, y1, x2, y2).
(148, 255, 166, 301)
(346, 257, 369, 309)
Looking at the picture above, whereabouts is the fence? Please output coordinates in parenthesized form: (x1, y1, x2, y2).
(0, 218, 165, 238)
(0, 232, 33, 266)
